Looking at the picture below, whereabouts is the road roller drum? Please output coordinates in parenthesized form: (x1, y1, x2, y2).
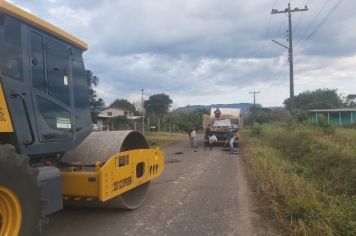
(61, 131, 164, 209)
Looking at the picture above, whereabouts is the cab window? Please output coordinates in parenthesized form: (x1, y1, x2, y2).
(30, 31, 46, 92)
(46, 38, 70, 105)
(1, 15, 23, 81)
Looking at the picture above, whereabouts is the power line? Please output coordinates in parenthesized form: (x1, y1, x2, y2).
(245, 0, 279, 59)
(296, 0, 345, 51)
(264, 0, 278, 41)
(246, 0, 284, 97)
(295, 0, 332, 50)
(242, 0, 281, 100)
(293, 0, 313, 38)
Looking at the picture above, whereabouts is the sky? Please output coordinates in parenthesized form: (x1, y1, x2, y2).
(10, 0, 355, 108)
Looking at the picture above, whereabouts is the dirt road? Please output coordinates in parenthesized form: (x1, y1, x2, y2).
(43, 138, 273, 236)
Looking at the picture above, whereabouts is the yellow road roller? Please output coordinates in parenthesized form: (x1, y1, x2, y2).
(0, 1, 164, 235)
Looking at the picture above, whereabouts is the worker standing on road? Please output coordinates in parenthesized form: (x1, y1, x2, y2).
(227, 129, 237, 152)
(205, 124, 213, 150)
(190, 128, 197, 148)
(188, 129, 193, 147)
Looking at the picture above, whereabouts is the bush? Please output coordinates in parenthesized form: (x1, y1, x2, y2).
(291, 110, 309, 122)
(245, 108, 292, 126)
(104, 116, 132, 130)
(243, 123, 356, 235)
(249, 124, 262, 137)
(315, 114, 335, 135)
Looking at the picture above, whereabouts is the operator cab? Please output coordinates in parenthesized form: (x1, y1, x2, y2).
(0, 1, 92, 156)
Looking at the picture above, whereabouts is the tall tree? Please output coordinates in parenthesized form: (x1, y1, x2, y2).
(284, 89, 343, 111)
(345, 95, 356, 108)
(144, 93, 173, 117)
(86, 70, 105, 121)
(110, 98, 136, 112)
(174, 109, 209, 132)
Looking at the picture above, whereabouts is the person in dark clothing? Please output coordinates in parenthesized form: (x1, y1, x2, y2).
(205, 124, 213, 150)
(214, 108, 221, 119)
(188, 129, 193, 147)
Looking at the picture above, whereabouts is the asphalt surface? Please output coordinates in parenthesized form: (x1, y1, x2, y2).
(43, 137, 272, 236)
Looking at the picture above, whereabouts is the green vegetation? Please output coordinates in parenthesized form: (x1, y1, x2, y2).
(141, 93, 174, 130)
(243, 123, 356, 235)
(245, 107, 292, 125)
(173, 109, 209, 132)
(103, 115, 132, 130)
(86, 70, 105, 121)
(284, 89, 344, 111)
(282, 89, 353, 123)
(144, 93, 173, 117)
(146, 132, 186, 148)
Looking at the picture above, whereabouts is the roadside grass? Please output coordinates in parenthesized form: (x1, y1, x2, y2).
(146, 132, 186, 148)
(242, 123, 356, 235)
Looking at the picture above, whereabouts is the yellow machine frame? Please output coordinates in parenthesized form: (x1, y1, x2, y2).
(62, 148, 164, 202)
(0, 83, 13, 133)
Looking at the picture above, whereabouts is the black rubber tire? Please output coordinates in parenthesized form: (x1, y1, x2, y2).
(0, 145, 42, 236)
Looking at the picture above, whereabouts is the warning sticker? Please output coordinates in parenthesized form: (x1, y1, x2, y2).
(57, 117, 71, 129)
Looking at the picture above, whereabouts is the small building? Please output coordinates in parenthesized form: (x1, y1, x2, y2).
(309, 109, 356, 126)
(98, 107, 134, 118)
(96, 107, 134, 130)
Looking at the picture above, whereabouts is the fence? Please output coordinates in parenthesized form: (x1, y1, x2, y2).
(99, 117, 177, 133)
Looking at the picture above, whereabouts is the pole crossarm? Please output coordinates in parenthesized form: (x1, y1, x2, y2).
(271, 6, 308, 14)
(272, 40, 289, 49)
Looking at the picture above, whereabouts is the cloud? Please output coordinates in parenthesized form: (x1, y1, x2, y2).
(10, 0, 356, 107)
(88, 52, 290, 107)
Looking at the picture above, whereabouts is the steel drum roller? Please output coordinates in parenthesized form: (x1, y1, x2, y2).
(63, 131, 151, 209)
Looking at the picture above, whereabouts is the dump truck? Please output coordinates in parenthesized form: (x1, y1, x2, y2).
(203, 109, 240, 147)
(0, 1, 164, 235)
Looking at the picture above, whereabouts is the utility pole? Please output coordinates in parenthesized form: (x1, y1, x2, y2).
(141, 89, 144, 134)
(271, 3, 308, 111)
(249, 91, 260, 107)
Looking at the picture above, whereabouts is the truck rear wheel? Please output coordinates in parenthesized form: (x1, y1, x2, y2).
(0, 145, 42, 236)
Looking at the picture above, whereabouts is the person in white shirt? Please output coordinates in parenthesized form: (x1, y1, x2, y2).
(190, 128, 197, 148)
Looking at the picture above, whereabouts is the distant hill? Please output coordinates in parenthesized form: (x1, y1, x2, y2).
(176, 103, 262, 114)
